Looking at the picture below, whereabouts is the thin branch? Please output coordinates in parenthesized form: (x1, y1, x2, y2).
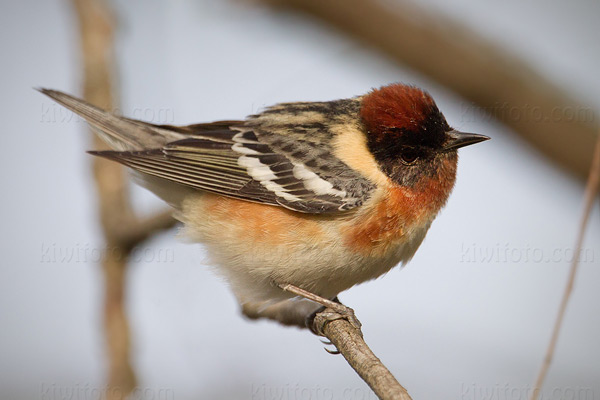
(257, 0, 599, 180)
(283, 284, 412, 400)
(530, 132, 600, 399)
(314, 312, 412, 400)
(113, 210, 178, 251)
(71, 0, 177, 398)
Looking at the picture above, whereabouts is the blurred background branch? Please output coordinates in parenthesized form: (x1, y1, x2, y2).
(71, 0, 176, 398)
(258, 0, 598, 180)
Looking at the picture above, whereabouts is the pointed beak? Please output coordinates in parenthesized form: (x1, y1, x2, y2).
(444, 130, 490, 151)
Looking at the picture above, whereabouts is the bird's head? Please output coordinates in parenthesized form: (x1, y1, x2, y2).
(360, 83, 489, 189)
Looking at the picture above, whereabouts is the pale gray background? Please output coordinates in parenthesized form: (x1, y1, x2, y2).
(1, 0, 599, 399)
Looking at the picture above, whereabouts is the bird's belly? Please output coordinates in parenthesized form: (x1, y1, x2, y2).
(179, 193, 429, 303)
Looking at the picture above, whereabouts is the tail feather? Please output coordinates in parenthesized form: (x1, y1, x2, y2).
(37, 88, 184, 151)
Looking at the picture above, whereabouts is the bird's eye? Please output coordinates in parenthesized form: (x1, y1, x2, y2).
(400, 148, 419, 165)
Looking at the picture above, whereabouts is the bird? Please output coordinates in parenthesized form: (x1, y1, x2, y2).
(39, 83, 489, 331)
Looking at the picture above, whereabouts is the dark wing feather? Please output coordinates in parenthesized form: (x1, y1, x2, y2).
(91, 125, 362, 213)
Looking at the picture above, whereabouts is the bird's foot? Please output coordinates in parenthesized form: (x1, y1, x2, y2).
(278, 284, 362, 336)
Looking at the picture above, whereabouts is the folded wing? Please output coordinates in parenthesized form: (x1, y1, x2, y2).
(41, 89, 375, 214)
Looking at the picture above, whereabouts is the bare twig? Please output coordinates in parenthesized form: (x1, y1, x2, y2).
(257, 0, 599, 180)
(71, 0, 176, 398)
(315, 313, 412, 400)
(283, 284, 412, 400)
(530, 133, 600, 399)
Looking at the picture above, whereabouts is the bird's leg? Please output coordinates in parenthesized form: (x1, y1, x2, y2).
(278, 284, 362, 335)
